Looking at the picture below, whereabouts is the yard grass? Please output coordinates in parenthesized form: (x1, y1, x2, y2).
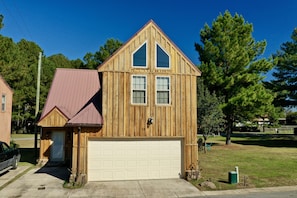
(193, 135, 297, 190)
(10, 134, 39, 166)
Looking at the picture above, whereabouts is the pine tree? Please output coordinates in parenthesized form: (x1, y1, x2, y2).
(195, 11, 275, 144)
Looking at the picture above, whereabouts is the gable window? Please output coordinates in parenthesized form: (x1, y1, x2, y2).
(132, 42, 147, 67)
(132, 75, 147, 104)
(1, 94, 6, 112)
(156, 44, 170, 68)
(156, 76, 170, 105)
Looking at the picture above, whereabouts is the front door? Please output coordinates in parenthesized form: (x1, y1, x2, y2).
(51, 132, 65, 161)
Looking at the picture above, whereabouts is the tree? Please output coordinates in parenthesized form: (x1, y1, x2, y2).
(195, 11, 275, 144)
(265, 28, 297, 108)
(0, 14, 3, 30)
(198, 78, 225, 152)
(83, 38, 122, 69)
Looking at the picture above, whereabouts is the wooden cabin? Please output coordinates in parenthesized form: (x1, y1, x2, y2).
(0, 75, 13, 145)
(38, 20, 201, 183)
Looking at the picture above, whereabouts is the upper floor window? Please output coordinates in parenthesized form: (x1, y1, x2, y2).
(156, 44, 170, 68)
(132, 75, 147, 104)
(156, 76, 170, 105)
(132, 42, 147, 67)
(1, 94, 6, 112)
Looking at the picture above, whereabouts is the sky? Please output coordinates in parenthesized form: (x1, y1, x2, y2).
(0, 0, 297, 80)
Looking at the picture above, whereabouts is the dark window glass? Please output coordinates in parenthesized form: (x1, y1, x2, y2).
(133, 43, 146, 67)
(157, 45, 169, 68)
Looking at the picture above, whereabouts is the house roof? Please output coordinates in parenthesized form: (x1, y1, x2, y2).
(39, 68, 103, 126)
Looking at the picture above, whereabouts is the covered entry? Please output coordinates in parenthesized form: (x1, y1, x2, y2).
(88, 139, 182, 181)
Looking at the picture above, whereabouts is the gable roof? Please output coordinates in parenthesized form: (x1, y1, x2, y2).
(38, 68, 103, 127)
(98, 20, 201, 76)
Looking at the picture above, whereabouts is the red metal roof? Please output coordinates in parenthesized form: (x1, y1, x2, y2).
(39, 68, 103, 126)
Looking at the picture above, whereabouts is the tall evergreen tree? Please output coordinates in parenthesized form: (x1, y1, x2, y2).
(195, 11, 275, 144)
(265, 28, 297, 107)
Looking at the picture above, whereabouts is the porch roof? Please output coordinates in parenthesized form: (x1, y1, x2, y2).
(39, 68, 103, 127)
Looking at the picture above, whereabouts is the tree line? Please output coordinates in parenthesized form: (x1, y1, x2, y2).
(197, 11, 297, 144)
(1, 11, 297, 145)
(0, 14, 122, 133)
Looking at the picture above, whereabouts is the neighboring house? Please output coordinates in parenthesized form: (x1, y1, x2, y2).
(38, 20, 201, 183)
(0, 75, 13, 145)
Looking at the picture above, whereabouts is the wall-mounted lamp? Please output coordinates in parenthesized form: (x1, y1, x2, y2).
(147, 117, 154, 125)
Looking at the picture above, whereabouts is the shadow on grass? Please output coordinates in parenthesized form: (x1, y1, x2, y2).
(232, 139, 297, 148)
(19, 148, 39, 164)
(218, 179, 230, 184)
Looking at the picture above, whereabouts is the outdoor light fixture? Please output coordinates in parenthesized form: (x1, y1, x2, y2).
(147, 117, 154, 125)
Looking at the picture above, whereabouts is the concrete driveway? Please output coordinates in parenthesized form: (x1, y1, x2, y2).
(0, 166, 203, 198)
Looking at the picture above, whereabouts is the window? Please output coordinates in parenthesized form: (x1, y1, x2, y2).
(132, 42, 147, 67)
(156, 76, 170, 104)
(156, 44, 170, 68)
(1, 94, 6, 112)
(132, 75, 147, 104)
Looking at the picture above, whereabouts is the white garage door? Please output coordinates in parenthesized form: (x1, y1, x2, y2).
(88, 139, 181, 181)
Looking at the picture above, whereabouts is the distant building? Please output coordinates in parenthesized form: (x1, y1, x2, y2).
(0, 75, 13, 144)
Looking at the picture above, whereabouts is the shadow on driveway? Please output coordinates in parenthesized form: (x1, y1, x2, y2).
(35, 165, 70, 181)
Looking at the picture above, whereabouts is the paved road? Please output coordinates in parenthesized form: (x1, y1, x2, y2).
(202, 186, 297, 198)
(1, 166, 297, 197)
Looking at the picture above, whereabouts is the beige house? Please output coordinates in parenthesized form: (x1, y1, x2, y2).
(0, 75, 13, 145)
(38, 20, 201, 183)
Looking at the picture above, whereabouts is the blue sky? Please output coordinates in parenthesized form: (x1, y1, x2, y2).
(0, 0, 297, 80)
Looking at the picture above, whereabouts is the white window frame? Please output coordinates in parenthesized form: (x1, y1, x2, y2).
(132, 41, 148, 68)
(155, 76, 171, 105)
(131, 75, 147, 105)
(155, 42, 170, 69)
(1, 94, 6, 112)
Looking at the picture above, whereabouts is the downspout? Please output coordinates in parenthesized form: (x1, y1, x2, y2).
(76, 126, 81, 182)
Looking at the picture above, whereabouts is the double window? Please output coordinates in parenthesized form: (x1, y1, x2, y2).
(131, 75, 170, 105)
(132, 42, 170, 69)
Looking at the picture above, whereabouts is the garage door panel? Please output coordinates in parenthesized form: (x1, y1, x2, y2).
(88, 140, 181, 181)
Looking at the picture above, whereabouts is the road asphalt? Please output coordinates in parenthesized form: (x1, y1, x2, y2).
(0, 165, 296, 197)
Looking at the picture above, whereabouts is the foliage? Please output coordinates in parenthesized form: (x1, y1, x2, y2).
(265, 28, 297, 108)
(83, 38, 122, 69)
(0, 22, 122, 133)
(286, 111, 297, 124)
(198, 78, 225, 139)
(0, 14, 3, 30)
(195, 11, 275, 144)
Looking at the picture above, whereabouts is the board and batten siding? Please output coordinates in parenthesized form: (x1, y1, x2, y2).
(96, 21, 200, 173)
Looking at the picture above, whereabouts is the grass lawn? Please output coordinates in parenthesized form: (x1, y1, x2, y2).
(10, 134, 39, 166)
(194, 134, 297, 190)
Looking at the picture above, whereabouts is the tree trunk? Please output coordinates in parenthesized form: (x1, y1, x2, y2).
(225, 115, 233, 145)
